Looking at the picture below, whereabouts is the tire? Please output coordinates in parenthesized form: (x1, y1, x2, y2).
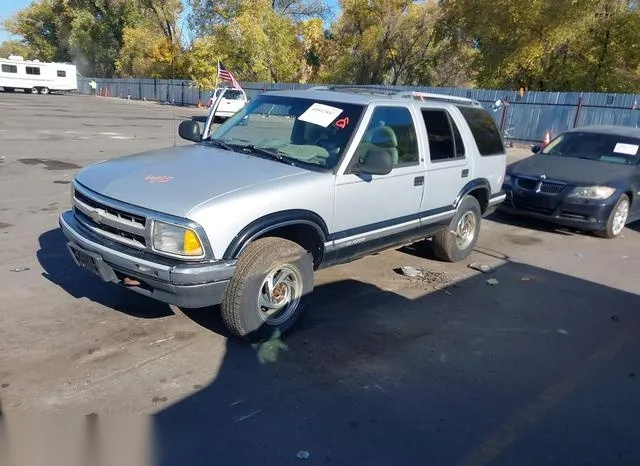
(595, 194, 630, 239)
(39, 87, 49, 95)
(432, 195, 482, 262)
(220, 237, 314, 342)
(30, 87, 39, 94)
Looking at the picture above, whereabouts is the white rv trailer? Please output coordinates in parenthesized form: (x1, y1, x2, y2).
(0, 55, 77, 94)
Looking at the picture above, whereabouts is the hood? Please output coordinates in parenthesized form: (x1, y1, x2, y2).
(76, 144, 312, 218)
(509, 154, 634, 185)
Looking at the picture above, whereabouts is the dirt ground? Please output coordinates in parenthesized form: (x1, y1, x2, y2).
(0, 93, 639, 466)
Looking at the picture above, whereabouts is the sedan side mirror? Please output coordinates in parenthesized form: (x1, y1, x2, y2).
(179, 120, 202, 142)
(531, 144, 541, 154)
(353, 148, 393, 176)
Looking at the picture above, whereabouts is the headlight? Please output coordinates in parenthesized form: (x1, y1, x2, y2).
(152, 221, 204, 257)
(568, 186, 616, 200)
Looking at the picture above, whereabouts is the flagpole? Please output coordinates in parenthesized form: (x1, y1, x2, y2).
(214, 59, 219, 91)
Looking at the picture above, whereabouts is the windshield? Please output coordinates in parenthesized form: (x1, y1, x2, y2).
(215, 89, 245, 100)
(542, 131, 640, 165)
(207, 95, 365, 170)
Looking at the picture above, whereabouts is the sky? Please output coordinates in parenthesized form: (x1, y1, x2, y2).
(0, 0, 341, 44)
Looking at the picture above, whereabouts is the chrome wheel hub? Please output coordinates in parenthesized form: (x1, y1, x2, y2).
(612, 199, 629, 236)
(258, 264, 303, 325)
(455, 211, 477, 250)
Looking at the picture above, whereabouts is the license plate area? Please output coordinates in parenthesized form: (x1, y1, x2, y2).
(67, 243, 118, 282)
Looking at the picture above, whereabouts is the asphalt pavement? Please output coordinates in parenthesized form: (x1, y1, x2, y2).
(0, 92, 639, 466)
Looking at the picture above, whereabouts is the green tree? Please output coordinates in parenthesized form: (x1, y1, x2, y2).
(0, 40, 35, 60)
(321, 0, 475, 86)
(185, 0, 305, 85)
(3, 0, 73, 62)
(439, 0, 640, 91)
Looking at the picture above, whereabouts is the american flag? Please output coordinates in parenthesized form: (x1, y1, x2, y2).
(217, 61, 242, 89)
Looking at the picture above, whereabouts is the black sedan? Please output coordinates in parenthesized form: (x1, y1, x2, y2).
(500, 125, 640, 238)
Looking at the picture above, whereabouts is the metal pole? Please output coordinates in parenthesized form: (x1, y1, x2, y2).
(573, 96, 583, 128)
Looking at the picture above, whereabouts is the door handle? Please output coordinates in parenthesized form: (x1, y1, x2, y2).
(414, 176, 424, 186)
(461, 169, 469, 178)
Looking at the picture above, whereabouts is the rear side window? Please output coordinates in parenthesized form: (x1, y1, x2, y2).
(26, 66, 40, 75)
(422, 109, 466, 161)
(57, 70, 66, 77)
(456, 106, 505, 155)
(1, 64, 17, 73)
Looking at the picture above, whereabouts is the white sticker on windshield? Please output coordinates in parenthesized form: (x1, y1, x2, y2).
(613, 143, 639, 155)
(298, 103, 343, 127)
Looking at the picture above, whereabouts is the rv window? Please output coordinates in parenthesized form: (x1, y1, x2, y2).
(57, 70, 66, 77)
(26, 66, 41, 75)
(1, 64, 18, 73)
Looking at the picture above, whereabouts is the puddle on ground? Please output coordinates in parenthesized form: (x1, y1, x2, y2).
(19, 158, 80, 170)
(505, 234, 543, 245)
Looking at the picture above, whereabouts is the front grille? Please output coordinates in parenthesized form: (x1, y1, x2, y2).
(515, 177, 566, 195)
(73, 188, 148, 248)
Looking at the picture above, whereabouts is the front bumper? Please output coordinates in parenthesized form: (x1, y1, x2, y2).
(59, 211, 235, 308)
(500, 187, 615, 231)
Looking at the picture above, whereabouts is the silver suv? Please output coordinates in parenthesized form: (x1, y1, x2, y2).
(59, 87, 507, 341)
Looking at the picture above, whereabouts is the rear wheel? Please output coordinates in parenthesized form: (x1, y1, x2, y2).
(595, 194, 629, 239)
(432, 195, 482, 262)
(30, 87, 39, 94)
(39, 87, 50, 95)
(220, 237, 314, 342)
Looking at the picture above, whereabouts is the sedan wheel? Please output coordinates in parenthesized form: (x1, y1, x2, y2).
(596, 194, 630, 239)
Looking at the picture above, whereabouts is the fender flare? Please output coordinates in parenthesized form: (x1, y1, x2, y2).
(223, 209, 329, 260)
(454, 178, 491, 211)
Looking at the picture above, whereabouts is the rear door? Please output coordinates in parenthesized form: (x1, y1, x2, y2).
(330, 103, 427, 260)
(419, 107, 471, 218)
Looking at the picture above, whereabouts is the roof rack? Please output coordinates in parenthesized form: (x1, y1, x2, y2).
(306, 86, 482, 107)
(394, 91, 482, 107)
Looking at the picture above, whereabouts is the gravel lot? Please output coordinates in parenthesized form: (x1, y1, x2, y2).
(1, 93, 639, 466)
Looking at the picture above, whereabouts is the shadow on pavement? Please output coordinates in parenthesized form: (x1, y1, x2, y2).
(36, 228, 173, 319)
(152, 260, 640, 466)
(485, 211, 579, 237)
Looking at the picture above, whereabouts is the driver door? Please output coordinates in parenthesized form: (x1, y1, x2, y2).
(330, 104, 427, 261)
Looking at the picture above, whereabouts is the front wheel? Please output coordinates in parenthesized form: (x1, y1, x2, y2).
(220, 237, 314, 342)
(595, 194, 630, 239)
(432, 195, 482, 262)
(30, 87, 39, 94)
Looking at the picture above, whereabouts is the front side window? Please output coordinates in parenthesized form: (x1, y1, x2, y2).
(352, 106, 419, 169)
(209, 95, 365, 170)
(26, 66, 40, 75)
(1, 64, 17, 73)
(422, 109, 466, 161)
(57, 70, 66, 77)
(457, 106, 505, 156)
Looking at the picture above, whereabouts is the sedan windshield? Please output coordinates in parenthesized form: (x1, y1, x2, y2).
(206, 94, 365, 170)
(542, 131, 640, 165)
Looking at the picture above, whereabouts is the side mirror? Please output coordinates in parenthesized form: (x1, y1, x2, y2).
(179, 120, 202, 142)
(531, 144, 541, 154)
(353, 148, 393, 176)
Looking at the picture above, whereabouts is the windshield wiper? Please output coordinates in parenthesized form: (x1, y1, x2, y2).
(238, 145, 298, 166)
(208, 138, 234, 152)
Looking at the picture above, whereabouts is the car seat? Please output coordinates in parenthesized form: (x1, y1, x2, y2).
(356, 125, 399, 165)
